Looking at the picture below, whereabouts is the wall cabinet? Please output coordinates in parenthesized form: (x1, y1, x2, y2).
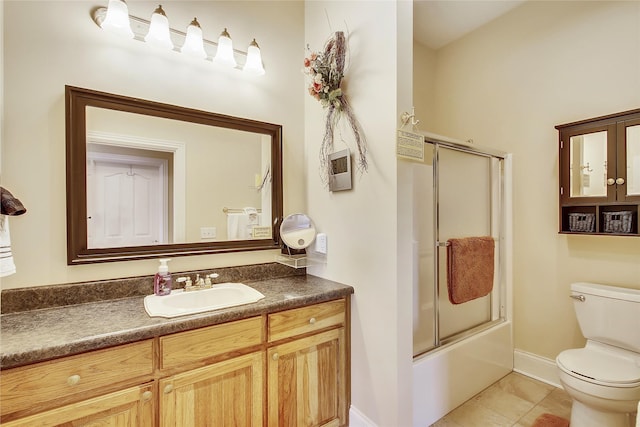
(0, 299, 350, 427)
(557, 108, 640, 235)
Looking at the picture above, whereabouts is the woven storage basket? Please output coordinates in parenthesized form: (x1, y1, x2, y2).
(568, 213, 595, 232)
(603, 211, 633, 233)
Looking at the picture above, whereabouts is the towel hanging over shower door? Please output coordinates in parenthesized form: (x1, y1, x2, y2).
(446, 236, 495, 304)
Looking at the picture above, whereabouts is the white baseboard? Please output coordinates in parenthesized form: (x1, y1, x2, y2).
(513, 348, 562, 388)
(349, 405, 378, 427)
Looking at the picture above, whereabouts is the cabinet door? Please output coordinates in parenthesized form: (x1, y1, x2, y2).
(160, 351, 263, 427)
(1, 383, 154, 427)
(268, 328, 346, 427)
(618, 117, 640, 202)
(559, 123, 616, 204)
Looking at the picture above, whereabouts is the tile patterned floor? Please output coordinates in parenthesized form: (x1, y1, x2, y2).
(430, 372, 572, 427)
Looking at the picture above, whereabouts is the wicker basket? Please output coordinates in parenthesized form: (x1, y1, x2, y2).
(602, 211, 633, 233)
(568, 213, 595, 232)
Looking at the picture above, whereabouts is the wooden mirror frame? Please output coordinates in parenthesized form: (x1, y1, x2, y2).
(66, 85, 283, 264)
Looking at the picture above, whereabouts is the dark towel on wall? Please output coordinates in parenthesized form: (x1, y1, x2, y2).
(0, 187, 26, 216)
(446, 236, 495, 304)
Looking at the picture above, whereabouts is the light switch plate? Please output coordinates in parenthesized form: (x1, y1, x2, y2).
(315, 233, 327, 254)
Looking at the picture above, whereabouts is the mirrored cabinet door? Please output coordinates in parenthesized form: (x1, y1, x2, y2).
(568, 129, 609, 200)
(559, 123, 616, 204)
(622, 119, 640, 201)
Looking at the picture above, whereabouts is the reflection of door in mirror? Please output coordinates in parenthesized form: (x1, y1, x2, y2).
(87, 147, 170, 248)
(627, 125, 640, 196)
(569, 131, 607, 197)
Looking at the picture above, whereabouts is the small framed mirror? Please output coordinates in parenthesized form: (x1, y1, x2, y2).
(280, 213, 317, 250)
(66, 86, 283, 264)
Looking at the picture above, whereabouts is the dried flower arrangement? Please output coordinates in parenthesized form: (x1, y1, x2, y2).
(304, 31, 368, 186)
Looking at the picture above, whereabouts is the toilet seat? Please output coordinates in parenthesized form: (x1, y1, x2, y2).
(557, 347, 640, 387)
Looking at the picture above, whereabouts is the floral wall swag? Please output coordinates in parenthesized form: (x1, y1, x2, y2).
(304, 31, 368, 187)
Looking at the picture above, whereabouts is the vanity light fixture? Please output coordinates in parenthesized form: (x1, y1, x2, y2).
(144, 5, 173, 50)
(180, 18, 207, 59)
(92, 2, 266, 75)
(100, 0, 134, 38)
(213, 28, 237, 68)
(243, 39, 266, 76)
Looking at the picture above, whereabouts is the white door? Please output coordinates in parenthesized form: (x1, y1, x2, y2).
(88, 156, 167, 248)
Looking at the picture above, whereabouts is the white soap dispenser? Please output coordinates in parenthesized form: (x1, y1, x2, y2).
(154, 258, 172, 296)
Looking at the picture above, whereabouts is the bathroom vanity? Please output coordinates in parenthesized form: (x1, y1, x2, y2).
(0, 265, 353, 427)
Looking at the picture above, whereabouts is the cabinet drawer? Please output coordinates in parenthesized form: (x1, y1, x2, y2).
(160, 316, 263, 370)
(268, 299, 345, 342)
(0, 339, 153, 418)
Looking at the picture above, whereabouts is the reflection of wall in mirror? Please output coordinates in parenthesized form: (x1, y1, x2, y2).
(628, 125, 640, 195)
(570, 132, 607, 198)
(87, 107, 266, 244)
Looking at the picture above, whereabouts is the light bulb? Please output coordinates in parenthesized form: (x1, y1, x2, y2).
(214, 28, 237, 68)
(144, 5, 173, 50)
(180, 18, 207, 59)
(100, 0, 134, 38)
(243, 39, 265, 75)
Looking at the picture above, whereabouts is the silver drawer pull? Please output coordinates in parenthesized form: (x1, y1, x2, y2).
(570, 294, 585, 302)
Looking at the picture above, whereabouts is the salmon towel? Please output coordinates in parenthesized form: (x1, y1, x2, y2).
(446, 236, 495, 304)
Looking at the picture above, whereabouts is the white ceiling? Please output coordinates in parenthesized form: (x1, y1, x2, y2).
(414, 0, 527, 50)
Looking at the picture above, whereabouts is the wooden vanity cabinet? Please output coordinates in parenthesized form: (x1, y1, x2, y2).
(557, 108, 640, 235)
(0, 339, 155, 426)
(0, 298, 351, 427)
(158, 317, 264, 427)
(1, 383, 155, 427)
(267, 299, 349, 427)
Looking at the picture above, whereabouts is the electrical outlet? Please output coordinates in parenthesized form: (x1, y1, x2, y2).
(200, 227, 216, 239)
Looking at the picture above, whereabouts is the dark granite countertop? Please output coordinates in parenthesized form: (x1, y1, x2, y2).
(1, 269, 353, 370)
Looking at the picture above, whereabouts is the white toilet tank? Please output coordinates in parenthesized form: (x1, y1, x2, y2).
(571, 282, 640, 353)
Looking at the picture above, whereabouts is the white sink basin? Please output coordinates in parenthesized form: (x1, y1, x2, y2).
(144, 283, 265, 318)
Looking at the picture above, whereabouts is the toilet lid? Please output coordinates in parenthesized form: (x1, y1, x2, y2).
(557, 348, 640, 386)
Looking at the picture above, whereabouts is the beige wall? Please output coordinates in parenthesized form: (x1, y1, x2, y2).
(1, 1, 305, 288)
(418, 0, 640, 360)
(412, 41, 437, 131)
(304, 1, 413, 425)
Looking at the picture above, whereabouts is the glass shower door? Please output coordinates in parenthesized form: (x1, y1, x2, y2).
(413, 142, 504, 357)
(436, 146, 500, 343)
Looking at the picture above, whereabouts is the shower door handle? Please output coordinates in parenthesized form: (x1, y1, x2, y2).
(570, 294, 585, 302)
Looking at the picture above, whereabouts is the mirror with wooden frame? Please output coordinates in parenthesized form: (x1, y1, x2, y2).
(66, 85, 283, 264)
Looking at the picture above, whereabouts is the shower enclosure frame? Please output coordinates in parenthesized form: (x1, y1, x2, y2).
(412, 132, 513, 426)
(427, 135, 508, 353)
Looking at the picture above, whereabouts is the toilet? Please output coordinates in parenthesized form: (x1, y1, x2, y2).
(556, 282, 640, 427)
